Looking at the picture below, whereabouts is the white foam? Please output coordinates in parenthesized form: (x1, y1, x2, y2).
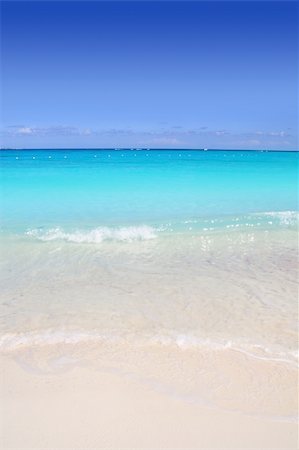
(181, 338, 298, 367)
(2, 330, 297, 367)
(0, 330, 251, 352)
(26, 225, 157, 243)
(0, 330, 108, 350)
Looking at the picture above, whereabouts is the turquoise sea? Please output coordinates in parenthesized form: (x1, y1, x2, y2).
(0, 150, 298, 389)
(1, 149, 297, 232)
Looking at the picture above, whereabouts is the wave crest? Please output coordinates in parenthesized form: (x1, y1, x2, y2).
(26, 225, 157, 243)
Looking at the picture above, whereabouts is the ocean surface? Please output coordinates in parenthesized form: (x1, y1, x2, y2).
(0, 149, 298, 416)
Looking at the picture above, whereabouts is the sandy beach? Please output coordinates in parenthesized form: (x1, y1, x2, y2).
(1, 341, 298, 450)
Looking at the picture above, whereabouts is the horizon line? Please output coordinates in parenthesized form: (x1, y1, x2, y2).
(0, 148, 298, 152)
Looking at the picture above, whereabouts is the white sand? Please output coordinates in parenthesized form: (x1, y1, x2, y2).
(0, 352, 297, 450)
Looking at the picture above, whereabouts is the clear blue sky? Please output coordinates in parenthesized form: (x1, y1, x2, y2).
(1, 0, 298, 149)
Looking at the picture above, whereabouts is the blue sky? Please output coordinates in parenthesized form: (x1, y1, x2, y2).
(1, 0, 298, 149)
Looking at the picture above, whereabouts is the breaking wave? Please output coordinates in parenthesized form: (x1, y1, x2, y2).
(26, 225, 157, 243)
(24, 211, 298, 244)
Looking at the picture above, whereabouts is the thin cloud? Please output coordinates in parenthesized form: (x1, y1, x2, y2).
(2, 125, 91, 137)
(1, 124, 296, 150)
(142, 137, 183, 146)
(18, 127, 34, 135)
(254, 130, 290, 138)
(215, 130, 229, 136)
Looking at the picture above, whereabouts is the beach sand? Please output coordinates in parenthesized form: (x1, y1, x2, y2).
(1, 344, 297, 450)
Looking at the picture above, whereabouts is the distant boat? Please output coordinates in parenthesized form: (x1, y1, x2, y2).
(204, 148, 208, 151)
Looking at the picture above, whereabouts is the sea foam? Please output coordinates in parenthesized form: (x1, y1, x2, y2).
(26, 225, 157, 243)
(1, 330, 297, 367)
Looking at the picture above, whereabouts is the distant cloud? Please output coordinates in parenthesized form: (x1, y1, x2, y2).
(18, 127, 34, 135)
(269, 131, 288, 137)
(254, 130, 290, 138)
(215, 129, 229, 136)
(0, 124, 296, 150)
(2, 125, 91, 137)
(141, 137, 183, 146)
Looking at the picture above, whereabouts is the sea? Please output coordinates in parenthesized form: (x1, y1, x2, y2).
(0, 148, 298, 418)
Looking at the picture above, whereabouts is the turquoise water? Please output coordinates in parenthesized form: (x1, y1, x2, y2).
(1, 149, 297, 232)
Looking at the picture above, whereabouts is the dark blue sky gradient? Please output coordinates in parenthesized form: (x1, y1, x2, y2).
(1, 1, 298, 149)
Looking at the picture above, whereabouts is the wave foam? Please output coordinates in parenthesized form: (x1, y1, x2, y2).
(24, 211, 298, 244)
(1, 330, 297, 367)
(0, 331, 108, 350)
(26, 225, 157, 243)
